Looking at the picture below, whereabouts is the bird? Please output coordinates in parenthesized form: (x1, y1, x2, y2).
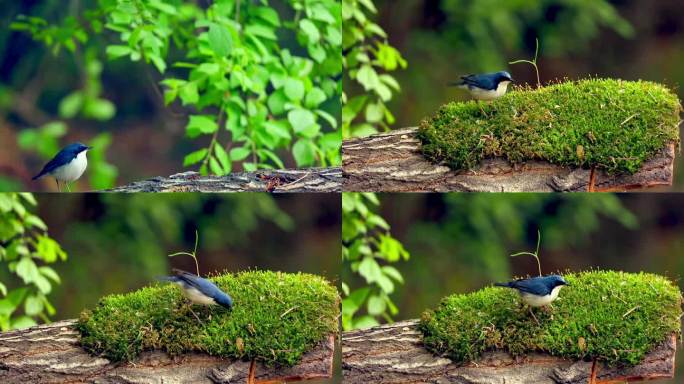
(450, 71, 514, 101)
(32, 142, 91, 192)
(158, 269, 234, 310)
(494, 274, 569, 308)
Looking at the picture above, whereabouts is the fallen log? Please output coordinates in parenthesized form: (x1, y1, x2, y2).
(0, 320, 336, 384)
(342, 320, 677, 384)
(342, 128, 676, 192)
(106, 167, 342, 193)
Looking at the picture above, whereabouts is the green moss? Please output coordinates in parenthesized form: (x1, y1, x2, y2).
(77, 270, 339, 366)
(418, 79, 681, 174)
(419, 271, 682, 366)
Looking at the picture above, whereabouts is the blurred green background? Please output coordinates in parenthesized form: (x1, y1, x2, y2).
(354, 193, 683, 383)
(2, 193, 340, 319)
(364, 0, 684, 190)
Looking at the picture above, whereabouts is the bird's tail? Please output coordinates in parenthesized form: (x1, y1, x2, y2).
(156, 275, 180, 283)
(494, 282, 511, 288)
(32, 172, 45, 181)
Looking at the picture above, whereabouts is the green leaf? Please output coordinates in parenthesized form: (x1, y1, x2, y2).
(15, 257, 39, 284)
(288, 109, 316, 132)
(209, 156, 224, 176)
(38, 266, 61, 283)
(106, 45, 132, 60)
(284, 78, 305, 101)
(10, 316, 37, 330)
(84, 99, 116, 121)
(186, 115, 218, 138)
(58, 91, 83, 118)
(228, 147, 249, 162)
(367, 294, 386, 316)
(292, 139, 316, 166)
(208, 22, 233, 57)
(299, 19, 320, 42)
(24, 294, 43, 316)
(305, 88, 327, 108)
(179, 82, 199, 105)
(0, 282, 6, 297)
(214, 145, 231, 173)
(183, 148, 208, 166)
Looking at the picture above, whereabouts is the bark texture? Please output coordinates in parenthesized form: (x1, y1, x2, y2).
(0, 320, 335, 384)
(342, 128, 676, 192)
(106, 167, 341, 193)
(342, 320, 677, 384)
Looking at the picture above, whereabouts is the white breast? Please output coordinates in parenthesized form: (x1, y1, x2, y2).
(181, 285, 217, 306)
(521, 285, 563, 307)
(51, 150, 88, 182)
(469, 80, 511, 101)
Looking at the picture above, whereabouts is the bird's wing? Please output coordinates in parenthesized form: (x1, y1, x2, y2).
(460, 74, 496, 90)
(33, 149, 77, 179)
(171, 269, 225, 296)
(509, 278, 551, 296)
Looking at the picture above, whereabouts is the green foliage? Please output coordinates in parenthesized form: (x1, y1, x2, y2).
(420, 270, 682, 366)
(342, 0, 406, 138)
(342, 192, 409, 330)
(418, 79, 681, 174)
(0, 193, 67, 330)
(15, 0, 343, 175)
(77, 270, 339, 365)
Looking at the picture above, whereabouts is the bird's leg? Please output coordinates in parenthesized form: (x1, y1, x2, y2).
(477, 100, 489, 118)
(65, 182, 71, 192)
(528, 306, 540, 325)
(55, 180, 60, 192)
(185, 303, 204, 324)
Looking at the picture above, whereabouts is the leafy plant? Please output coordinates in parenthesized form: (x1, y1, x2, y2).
(509, 229, 542, 277)
(167, 229, 201, 276)
(342, 0, 406, 138)
(0, 193, 67, 330)
(509, 38, 541, 88)
(14, 0, 343, 175)
(342, 192, 409, 330)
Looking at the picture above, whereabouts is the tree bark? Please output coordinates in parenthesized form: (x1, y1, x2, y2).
(106, 167, 342, 193)
(0, 320, 336, 384)
(342, 320, 677, 384)
(342, 128, 676, 192)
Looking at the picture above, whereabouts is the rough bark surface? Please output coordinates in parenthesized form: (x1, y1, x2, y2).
(342, 128, 676, 192)
(342, 320, 677, 384)
(106, 168, 342, 193)
(0, 320, 335, 384)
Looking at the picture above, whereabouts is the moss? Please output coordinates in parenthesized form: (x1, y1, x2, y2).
(77, 270, 339, 366)
(418, 79, 682, 174)
(419, 271, 682, 366)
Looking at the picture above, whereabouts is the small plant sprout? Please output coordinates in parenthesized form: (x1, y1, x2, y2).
(509, 229, 543, 277)
(167, 229, 201, 276)
(509, 38, 541, 88)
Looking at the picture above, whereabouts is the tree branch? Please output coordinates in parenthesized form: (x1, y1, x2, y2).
(105, 167, 342, 193)
(0, 320, 336, 383)
(342, 320, 677, 384)
(342, 128, 676, 192)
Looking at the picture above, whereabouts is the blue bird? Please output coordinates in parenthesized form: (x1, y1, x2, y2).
(158, 269, 234, 310)
(450, 71, 514, 101)
(495, 274, 569, 308)
(32, 142, 91, 192)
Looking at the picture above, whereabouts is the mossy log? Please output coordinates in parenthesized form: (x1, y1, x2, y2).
(342, 320, 677, 384)
(106, 167, 342, 193)
(0, 320, 336, 384)
(342, 128, 676, 192)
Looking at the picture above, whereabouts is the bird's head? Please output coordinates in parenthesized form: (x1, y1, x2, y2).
(495, 71, 514, 84)
(214, 292, 234, 310)
(545, 274, 570, 289)
(65, 142, 92, 155)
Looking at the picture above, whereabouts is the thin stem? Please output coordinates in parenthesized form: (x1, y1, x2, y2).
(509, 230, 543, 277)
(200, 104, 225, 174)
(167, 230, 201, 276)
(235, 0, 241, 23)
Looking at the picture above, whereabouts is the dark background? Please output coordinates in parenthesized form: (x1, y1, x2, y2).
(368, 0, 684, 190)
(361, 193, 683, 383)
